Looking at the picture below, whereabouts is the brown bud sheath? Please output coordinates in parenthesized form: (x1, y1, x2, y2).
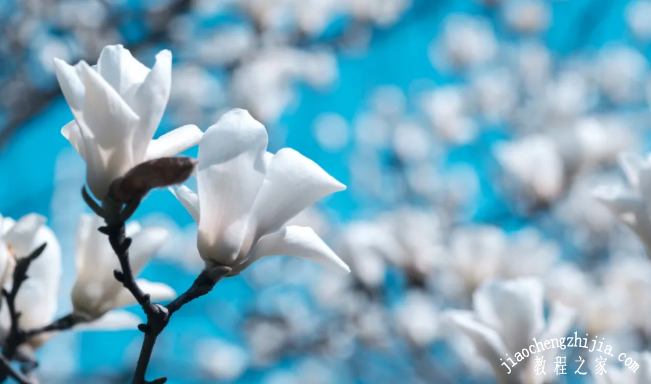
(109, 157, 197, 203)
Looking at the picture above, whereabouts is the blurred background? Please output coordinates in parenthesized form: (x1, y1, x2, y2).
(2, 0, 651, 383)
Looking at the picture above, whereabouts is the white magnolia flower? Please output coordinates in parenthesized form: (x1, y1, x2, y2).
(71, 214, 176, 321)
(593, 153, 651, 255)
(447, 278, 576, 384)
(495, 135, 564, 202)
(172, 109, 349, 275)
(0, 214, 62, 348)
(54, 44, 203, 200)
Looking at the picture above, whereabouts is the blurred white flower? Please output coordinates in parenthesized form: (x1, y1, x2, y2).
(54, 44, 203, 200)
(197, 339, 249, 381)
(448, 226, 506, 292)
(395, 290, 439, 347)
(71, 214, 176, 321)
(495, 135, 564, 202)
(313, 113, 350, 152)
(546, 263, 629, 335)
(597, 46, 648, 103)
(421, 86, 477, 144)
(593, 153, 651, 255)
(172, 109, 350, 275)
(231, 48, 337, 123)
(471, 69, 516, 124)
(627, 1, 651, 41)
(431, 14, 498, 70)
(447, 278, 576, 384)
(503, 0, 551, 34)
(0, 214, 61, 348)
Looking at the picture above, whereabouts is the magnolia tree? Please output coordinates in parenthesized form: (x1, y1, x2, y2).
(0, 44, 350, 384)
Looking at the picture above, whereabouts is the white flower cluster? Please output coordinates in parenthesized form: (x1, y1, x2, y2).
(0, 44, 349, 381)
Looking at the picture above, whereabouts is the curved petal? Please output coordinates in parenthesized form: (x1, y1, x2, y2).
(473, 278, 545, 356)
(79, 61, 141, 199)
(53, 58, 85, 113)
(129, 49, 173, 160)
(61, 120, 88, 160)
(446, 311, 518, 384)
(248, 148, 346, 240)
(145, 124, 203, 161)
(128, 227, 169, 275)
(74, 310, 141, 332)
(237, 226, 350, 274)
(114, 280, 176, 308)
(97, 45, 150, 96)
(170, 185, 200, 223)
(196, 109, 268, 265)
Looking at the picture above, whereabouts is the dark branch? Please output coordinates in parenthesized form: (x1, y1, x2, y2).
(0, 355, 32, 384)
(0, 244, 48, 383)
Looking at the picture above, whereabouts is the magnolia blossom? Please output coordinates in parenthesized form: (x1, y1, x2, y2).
(495, 135, 564, 202)
(447, 278, 576, 384)
(54, 44, 203, 200)
(0, 214, 61, 348)
(593, 153, 651, 254)
(172, 109, 349, 275)
(71, 214, 176, 321)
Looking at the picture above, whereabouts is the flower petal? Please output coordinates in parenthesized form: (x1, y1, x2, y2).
(592, 185, 643, 227)
(129, 49, 173, 159)
(446, 311, 518, 384)
(53, 58, 85, 113)
(3, 214, 47, 256)
(61, 121, 88, 160)
(114, 280, 176, 308)
(170, 185, 200, 223)
(473, 278, 545, 356)
(97, 45, 150, 96)
(248, 148, 346, 240)
(237, 226, 350, 274)
(128, 227, 169, 275)
(79, 61, 141, 199)
(196, 109, 268, 265)
(145, 124, 203, 161)
(74, 310, 141, 332)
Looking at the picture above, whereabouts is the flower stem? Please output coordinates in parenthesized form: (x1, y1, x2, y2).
(0, 244, 47, 384)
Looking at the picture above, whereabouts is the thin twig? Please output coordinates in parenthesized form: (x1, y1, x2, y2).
(0, 244, 48, 384)
(0, 355, 31, 384)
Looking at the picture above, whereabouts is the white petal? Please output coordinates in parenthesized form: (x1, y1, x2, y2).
(53, 58, 85, 113)
(74, 310, 141, 332)
(238, 226, 350, 274)
(473, 278, 545, 355)
(97, 45, 150, 96)
(170, 185, 200, 223)
(61, 120, 88, 160)
(446, 311, 518, 384)
(79, 61, 141, 199)
(196, 109, 268, 265)
(128, 227, 169, 275)
(248, 148, 346, 240)
(114, 280, 176, 308)
(619, 152, 646, 189)
(129, 49, 173, 159)
(3, 214, 47, 256)
(145, 124, 203, 161)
